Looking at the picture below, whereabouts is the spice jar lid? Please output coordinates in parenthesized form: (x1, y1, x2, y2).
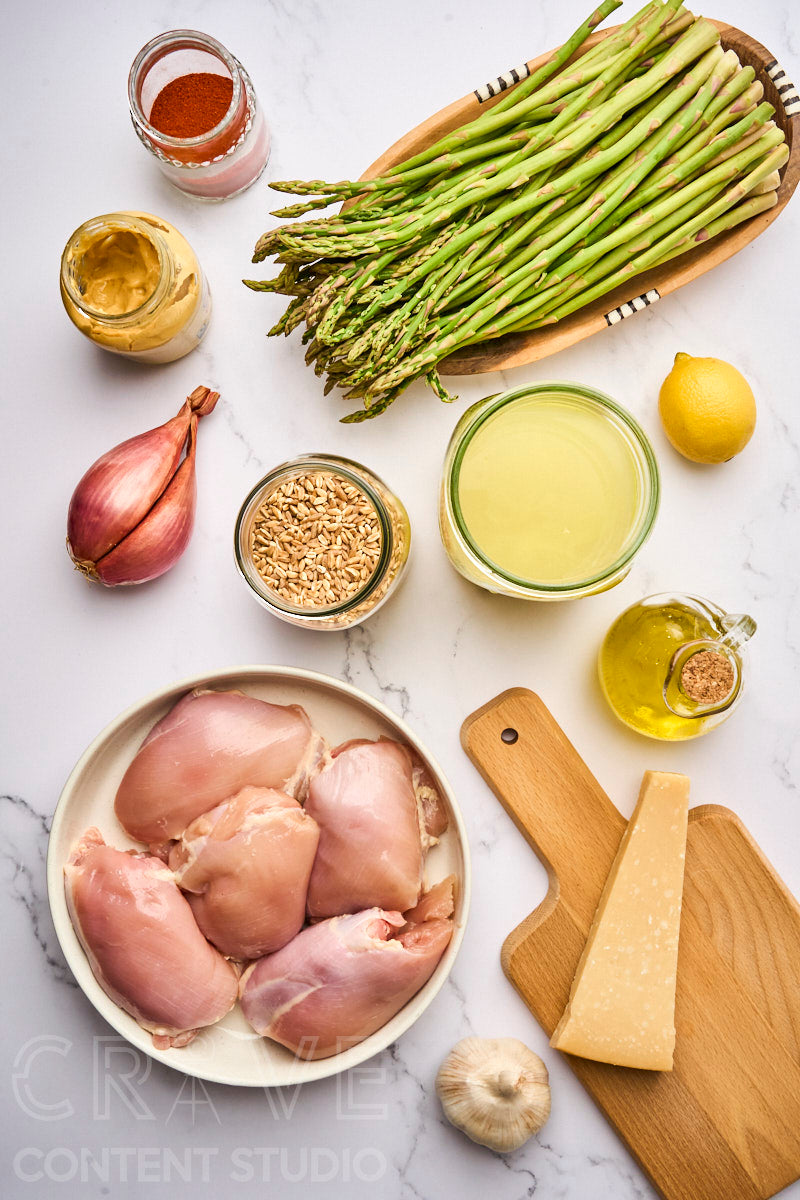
(234, 455, 410, 630)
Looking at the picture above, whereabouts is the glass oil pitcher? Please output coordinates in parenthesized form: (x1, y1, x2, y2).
(598, 592, 756, 740)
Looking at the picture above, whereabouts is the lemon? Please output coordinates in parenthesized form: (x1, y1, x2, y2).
(658, 352, 756, 464)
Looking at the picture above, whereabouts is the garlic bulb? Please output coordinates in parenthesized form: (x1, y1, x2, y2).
(436, 1037, 551, 1153)
(66, 385, 218, 586)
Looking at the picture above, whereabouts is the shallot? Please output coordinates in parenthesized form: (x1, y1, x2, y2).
(66, 384, 218, 586)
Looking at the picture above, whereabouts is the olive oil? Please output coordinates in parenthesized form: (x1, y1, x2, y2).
(599, 594, 755, 740)
(455, 390, 646, 587)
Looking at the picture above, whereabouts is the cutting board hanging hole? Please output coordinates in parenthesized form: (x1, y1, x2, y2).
(501, 727, 519, 744)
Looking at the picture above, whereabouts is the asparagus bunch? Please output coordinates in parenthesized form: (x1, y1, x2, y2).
(246, 0, 787, 420)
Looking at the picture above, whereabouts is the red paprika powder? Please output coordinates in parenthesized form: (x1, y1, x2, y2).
(149, 73, 233, 139)
(130, 30, 271, 200)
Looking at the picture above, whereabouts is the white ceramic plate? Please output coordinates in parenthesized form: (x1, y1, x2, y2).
(47, 665, 470, 1087)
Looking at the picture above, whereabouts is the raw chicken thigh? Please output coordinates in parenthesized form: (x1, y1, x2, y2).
(239, 880, 455, 1059)
(305, 739, 448, 918)
(402, 875, 455, 927)
(115, 689, 324, 843)
(65, 829, 238, 1048)
(169, 787, 320, 960)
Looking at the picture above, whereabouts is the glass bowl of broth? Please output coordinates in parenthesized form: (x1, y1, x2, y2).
(439, 382, 659, 601)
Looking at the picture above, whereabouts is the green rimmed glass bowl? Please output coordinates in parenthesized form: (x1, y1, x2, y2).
(439, 382, 659, 601)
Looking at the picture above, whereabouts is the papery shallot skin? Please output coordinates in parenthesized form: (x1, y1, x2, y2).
(239, 894, 454, 1059)
(305, 739, 446, 919)
(114, 689, 324, 843)
(64, 829, 238, 1049)
(169, 787, 320, 960)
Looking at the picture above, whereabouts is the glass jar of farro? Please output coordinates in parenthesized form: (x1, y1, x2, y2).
(234, 455, 411, 630)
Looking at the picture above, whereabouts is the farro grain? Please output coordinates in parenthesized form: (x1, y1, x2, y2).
(248, 470, 385, 609)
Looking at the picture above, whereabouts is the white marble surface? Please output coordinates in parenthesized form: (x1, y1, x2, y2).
(2, 0, 799, 1196)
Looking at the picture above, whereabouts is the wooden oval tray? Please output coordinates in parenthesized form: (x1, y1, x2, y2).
(361, 21, 800, 376)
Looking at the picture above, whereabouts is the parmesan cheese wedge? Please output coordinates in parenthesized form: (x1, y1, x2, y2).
(550, 771, 690, 1071)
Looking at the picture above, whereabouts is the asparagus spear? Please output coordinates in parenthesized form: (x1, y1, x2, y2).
(358, 134, 786, 397)
(526, 141, 789, 325)
(247, 0, 788, 419)
(486, 0, 624, 114)
(270, 6, 707, 266)
(341, 41, 727, 359)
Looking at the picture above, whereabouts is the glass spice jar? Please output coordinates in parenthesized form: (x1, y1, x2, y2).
(59, 211, 212, 363)
(234, 455, 411, 631)
(128, 30, 270, 201)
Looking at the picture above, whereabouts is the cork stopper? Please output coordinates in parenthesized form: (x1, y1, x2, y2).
(679, 649, 735, 705)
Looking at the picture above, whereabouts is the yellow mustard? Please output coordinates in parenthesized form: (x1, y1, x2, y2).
(60, 211, 211, 363)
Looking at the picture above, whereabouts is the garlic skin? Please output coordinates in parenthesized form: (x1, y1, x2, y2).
(436, 1037, 551, 1153)
(66, 385, 218, 586)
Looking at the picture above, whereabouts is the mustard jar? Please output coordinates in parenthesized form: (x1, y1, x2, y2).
(598, 592, 756, 740)
(60, 211, 212, 363)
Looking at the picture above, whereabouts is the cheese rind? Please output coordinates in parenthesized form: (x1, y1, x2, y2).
(550, 770, 690, 1071)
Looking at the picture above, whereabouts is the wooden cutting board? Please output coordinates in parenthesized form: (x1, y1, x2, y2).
(461, 688, 800, 1200)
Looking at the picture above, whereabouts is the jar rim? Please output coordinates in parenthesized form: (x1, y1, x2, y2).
(59, 212, 170, 325)
(128, 29, 243, 149)
(234, 456, 395, 619)
(446, 381, 660, 595)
